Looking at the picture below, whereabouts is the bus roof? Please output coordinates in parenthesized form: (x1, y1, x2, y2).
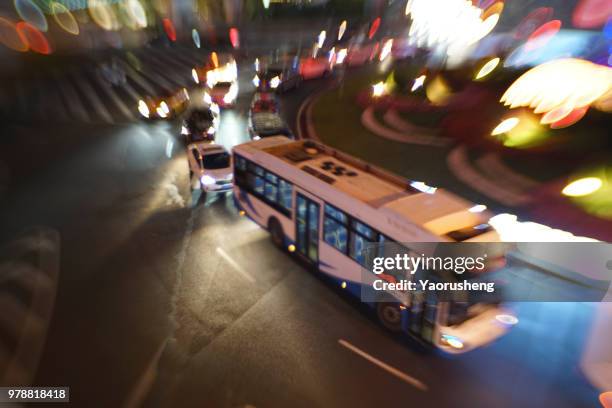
(235, 137, 497, 241)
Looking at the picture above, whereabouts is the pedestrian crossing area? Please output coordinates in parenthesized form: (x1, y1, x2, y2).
(0, 228, 59, 386)
(0, 45, 210, 125)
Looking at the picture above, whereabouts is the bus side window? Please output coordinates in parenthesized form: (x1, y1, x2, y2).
(249, 173, 264, 195)
(353, 220, 375, 240)
(349, 220, 376, 266)
(235, 155, 247, 171)
(234, 155, 247, 186)
(377, 235, 403, 260)
(378, 234, 388, 258)
(244, 162, 264, 195)
(278, 179, 293, 213)
(248, 162, 264, 176)
(264, 172, 278, 203)
(323, 204, 348, 253)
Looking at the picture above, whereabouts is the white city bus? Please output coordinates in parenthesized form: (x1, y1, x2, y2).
(232, 136, 516, 353)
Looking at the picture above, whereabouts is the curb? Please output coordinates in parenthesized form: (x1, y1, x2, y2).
(447, 145, 531, 207)
(361, 106, 451, 147)
(296, 91, 323, 141)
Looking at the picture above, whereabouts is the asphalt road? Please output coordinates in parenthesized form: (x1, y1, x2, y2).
(0, 53, 604, 408)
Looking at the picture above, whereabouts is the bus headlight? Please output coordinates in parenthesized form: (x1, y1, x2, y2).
(441, 334, 464, 350)
(495, 314, 518, 325)
(138, 100, 149, 118)
(201, 175, 216, 186)
(270, 76, 280, 89)
(253, 135, 261, 140)
(252, 75, 260, 87)
(181, 125, 188, 135)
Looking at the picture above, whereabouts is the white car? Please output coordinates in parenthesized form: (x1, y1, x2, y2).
(187, 143, 233, 192)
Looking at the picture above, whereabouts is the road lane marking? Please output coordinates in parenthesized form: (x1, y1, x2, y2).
(216, 247, 256, 283)
(126, 55, 175, 94)
(362, 106, 450, 147)
(476, 152, 540, 191)
(165, 138, 174, 158)
(90, 70, 135, 121)
(116, 58, 159, 96)
(45, 81, 70, 122)
(296, 92, 319, 140)
(53, 71, 90, 122)
(447, 146, 530, 206)
(121, 338, 168, 408)
(122, 81, 142, 103)
(171, 47, 204, 67)
(14, 81, 28, 116)
(338, 339, 428, 391)
(138, 53, 187, 88)
(34, 77, 51, 122)
(72, 72, 114, 123)
(145, 51, 192, 86)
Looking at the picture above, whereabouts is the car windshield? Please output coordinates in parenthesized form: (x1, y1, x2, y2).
(203, 152, 230, 169)
(258, 127, 288, 137)
(187, 110, 214, 131)
(190, 133, 211, 142)
(262, 69, 283, 79)
(214, 82, 232, 91)
(253, 100, 277, 112)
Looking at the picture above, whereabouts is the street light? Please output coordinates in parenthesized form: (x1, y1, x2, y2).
(317, 30, 326, 48)
(562, 177, 603, 197)
(372, 81, 386, 97)
(338, 20, 347, 40)
(491, 117, 519, 136)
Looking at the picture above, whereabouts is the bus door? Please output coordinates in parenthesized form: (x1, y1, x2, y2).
(295, 193, 320, 263)
(408, 291, 438, 344)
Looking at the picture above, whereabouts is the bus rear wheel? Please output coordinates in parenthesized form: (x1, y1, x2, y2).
(268, 218, 284, 249)
(377, 302, 402, 332)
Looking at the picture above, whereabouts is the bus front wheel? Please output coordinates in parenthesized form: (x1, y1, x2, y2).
(268, 218, 284, 249)
(377, 303, 402, 332)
